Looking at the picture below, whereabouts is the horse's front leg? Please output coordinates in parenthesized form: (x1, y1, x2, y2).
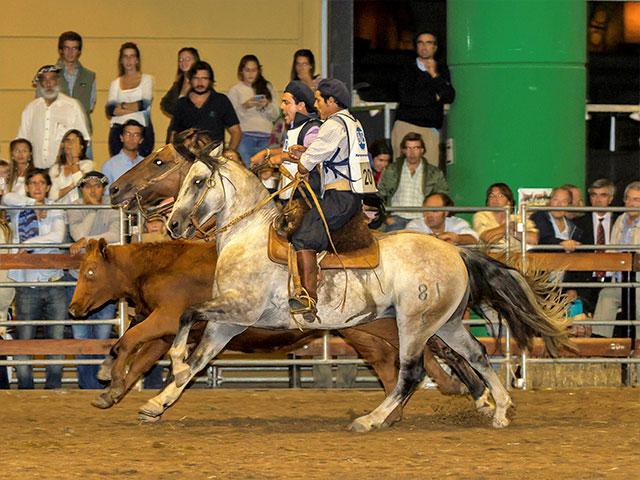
(138, 314, 248, 422)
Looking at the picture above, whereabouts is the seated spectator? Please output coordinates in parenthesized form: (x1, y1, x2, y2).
(8, 138, 34, 197)
(369, 139, 392, 185)
(406, 193, 479, 245)
(2, 169, 66, 389)
(68, 171, 119, 389)
(141, 213, 170, 242)
(561, 183, 585, 220)
(473, 182, 538, 247)
(592, 181, 640, 338)
(101, 120, 145, 191)
(378, 131, 449, 232)
(48, 129, 94, 203)
(530, 186, 582, 252)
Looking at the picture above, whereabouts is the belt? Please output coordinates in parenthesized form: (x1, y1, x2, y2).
(324, 179, 351, 191)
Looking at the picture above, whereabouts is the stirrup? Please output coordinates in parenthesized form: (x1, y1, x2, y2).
(288, 289, 319, 323)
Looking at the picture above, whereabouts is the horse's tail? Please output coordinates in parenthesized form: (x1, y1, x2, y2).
(460, 249, 574, 357)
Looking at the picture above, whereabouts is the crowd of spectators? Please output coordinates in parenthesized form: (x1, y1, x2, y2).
(0, 29, 636, 389)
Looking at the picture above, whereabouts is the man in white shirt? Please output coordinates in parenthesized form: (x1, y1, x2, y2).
(17, 65, 90, 169)
(406, 193, 478, 245)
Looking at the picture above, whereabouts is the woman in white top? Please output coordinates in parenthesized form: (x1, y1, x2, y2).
(7, 138, 34, 197)
(227, 54, 278, 167)
(48, 129, 94, 204)
(106, 42, 155, 157)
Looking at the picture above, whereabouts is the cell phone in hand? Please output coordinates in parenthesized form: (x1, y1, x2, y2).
(254, 94, 266, 101)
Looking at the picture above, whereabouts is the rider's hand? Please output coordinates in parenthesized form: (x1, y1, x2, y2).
(288, 145, 307, 162)
(70, 238, 87, 256)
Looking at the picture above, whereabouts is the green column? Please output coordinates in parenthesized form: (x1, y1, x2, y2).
(447, 0, 586, 207)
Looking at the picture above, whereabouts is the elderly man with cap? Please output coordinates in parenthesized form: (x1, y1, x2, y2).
(17, 65, 90, 169)
(250, 80, 322, 198)
(67, 171, 120, 389)
(286, 78, 376, 321)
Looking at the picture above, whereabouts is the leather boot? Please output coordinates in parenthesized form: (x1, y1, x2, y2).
(289, 249, 318, 321)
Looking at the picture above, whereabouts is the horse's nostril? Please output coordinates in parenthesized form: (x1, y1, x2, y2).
(170, 221, 179, 231)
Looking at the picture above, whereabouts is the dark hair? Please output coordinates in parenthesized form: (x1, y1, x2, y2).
(424, 192, 454, 208)
(485, 182, 515, 206)
(122, 119, 145, 135)
(369, 139, 392, 160)
(400, 132, 426, 151)
(58, 31, 83, 51)
(174, 47, 200, 86)
(414, 31, 438, 47)
(8, 138, 33, 191)
(118, 42, 141, 76)
(56, 129, 87, 168)
(189, 61, 215, 85)
(26, 168, 52, 187)
(237, 54, 272, 101)
(290, 49, 316, 81)
(0, 159, 9, 169)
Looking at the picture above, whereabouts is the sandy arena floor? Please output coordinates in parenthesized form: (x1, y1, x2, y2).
(2, 387, 638, 479)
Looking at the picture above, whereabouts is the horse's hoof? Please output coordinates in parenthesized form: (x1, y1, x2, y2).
(109, 384, 125, 401)
(139, 399, 164, 418)
(138, 412, 162, 424)
(91, 392, 116, 409)
(492, 416, 510, 428)
(348, 415, 375, 433)
(474, 389, 495, 418)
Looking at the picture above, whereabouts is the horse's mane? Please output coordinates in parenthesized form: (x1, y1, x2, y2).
(172, 129, 218, 161)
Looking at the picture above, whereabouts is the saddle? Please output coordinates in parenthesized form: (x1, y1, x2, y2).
(268, 215, 380, 270)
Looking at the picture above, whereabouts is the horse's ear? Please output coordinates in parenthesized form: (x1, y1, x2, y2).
(202, 141, 224, 160)
(98, 238, 109, 259)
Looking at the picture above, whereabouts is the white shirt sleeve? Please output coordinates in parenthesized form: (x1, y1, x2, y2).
(300, 119, 345, 172)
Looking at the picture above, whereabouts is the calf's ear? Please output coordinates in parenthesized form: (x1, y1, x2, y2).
(98, 238, 109, 259)
(85, 239, 98, 255)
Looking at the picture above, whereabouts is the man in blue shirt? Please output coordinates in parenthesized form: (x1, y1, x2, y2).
(101, 120, 145, 192)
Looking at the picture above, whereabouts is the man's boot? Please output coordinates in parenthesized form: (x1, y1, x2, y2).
(288, 249, 318, 322)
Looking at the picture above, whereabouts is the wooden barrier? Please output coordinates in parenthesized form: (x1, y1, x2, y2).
(0, 253, 81, 270)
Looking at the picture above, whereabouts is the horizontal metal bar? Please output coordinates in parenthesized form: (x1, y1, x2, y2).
(0, 282, 76, 287)
(526, 357, 640, 364)
(0, 319, 118, 326)
(559, 282, 639, 288)
(0, 204, 119, 210)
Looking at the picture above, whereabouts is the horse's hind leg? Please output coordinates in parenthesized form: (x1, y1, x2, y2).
(435, 318, 512, 428)
(138, 319, 247, 421)
(167, 310, 199, 383)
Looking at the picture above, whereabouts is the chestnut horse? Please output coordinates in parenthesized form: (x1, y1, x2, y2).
(108, 130, 486, 404)
(69, 239, 484, 412)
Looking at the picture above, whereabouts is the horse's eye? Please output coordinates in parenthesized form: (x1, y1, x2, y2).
(194, 178, 202, 186)
(155, 159, 163, 166)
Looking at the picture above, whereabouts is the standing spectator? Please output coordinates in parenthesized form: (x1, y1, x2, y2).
(160, 47, 200, 129)
(2, 169, 66, 389)
(473, 183, 538, 247)
(170, 61, 241, 151)
(369, 139, 392, 184)
(290, 49, 321, 91)
(378, 131, 449, 231)
(392, 31, 455, 167)
(18, 65, 90, 169)
(571, 179, 617, 315)
(0, 219, 14, 389)
(54, 31, 96, 137)
(68, 171, 119, 389)
(406, 193, 479, 245)
(228, 55, 279, 166)
(106, 42, 155, 157)
(592, 181, 640, 338)
(0, 160, 10, 206)
(7, 139, 34, 196)
(48, 130, 94, 203)
(101, 120, 145, 191)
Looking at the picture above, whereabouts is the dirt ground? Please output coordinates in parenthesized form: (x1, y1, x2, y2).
(2, 387, 638, 480)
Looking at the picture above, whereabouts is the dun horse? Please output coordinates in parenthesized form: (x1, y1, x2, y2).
(109, 130, 488, 402)
(147, 145, 571, 431)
